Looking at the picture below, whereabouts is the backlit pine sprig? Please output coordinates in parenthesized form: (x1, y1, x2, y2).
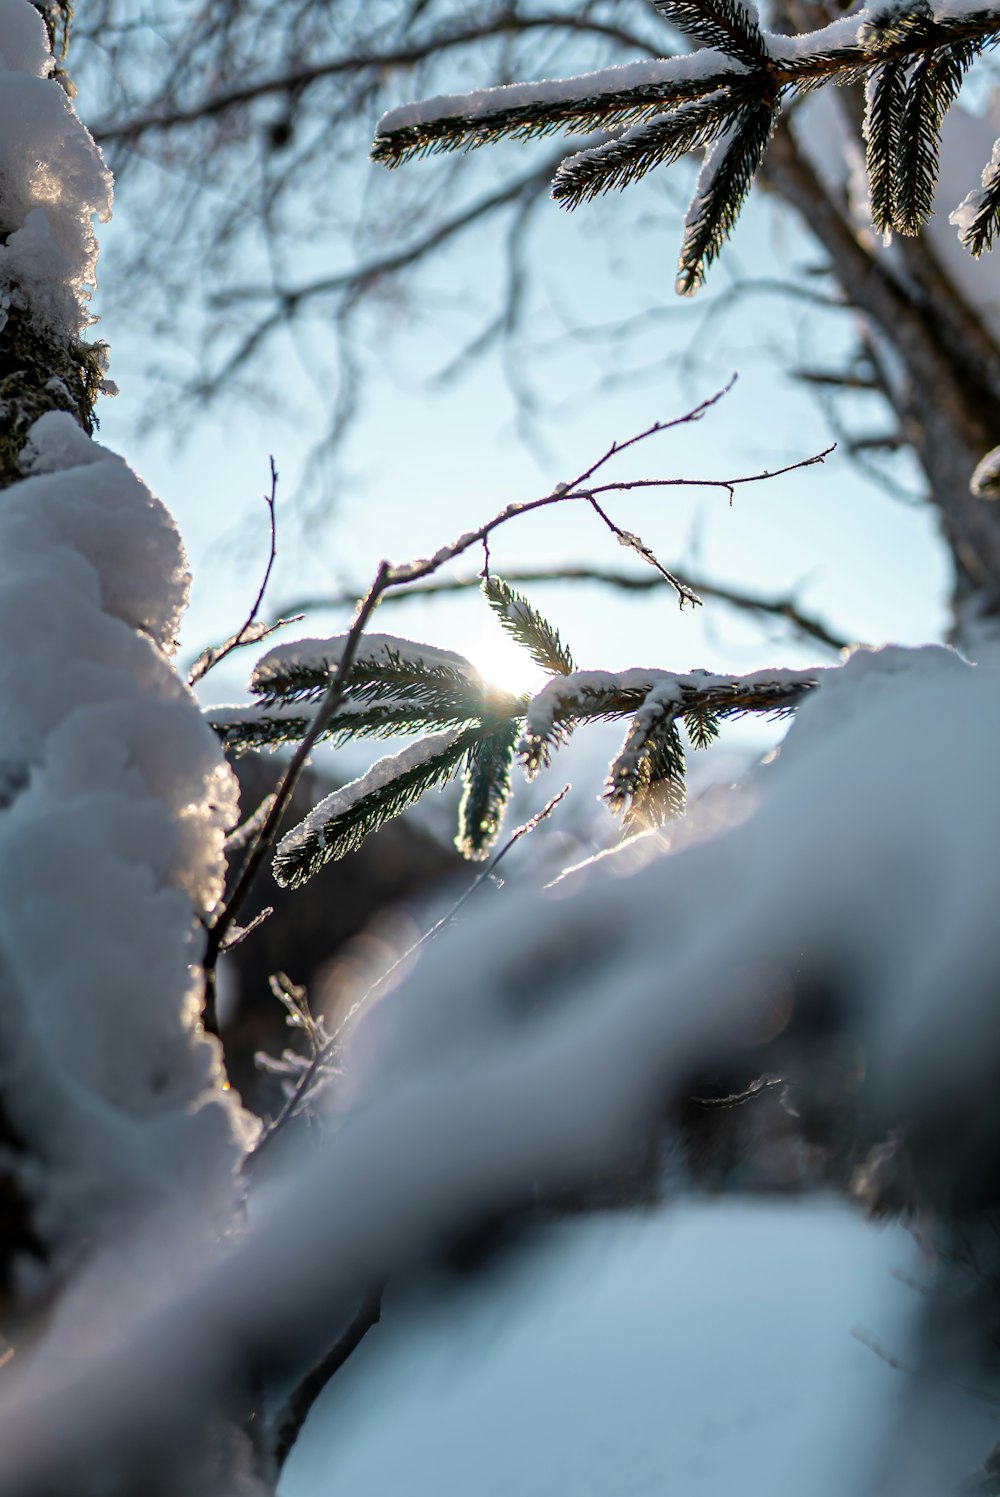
(456, 717, 522, 859)
(483, 574, 575, 675)
(606, 695, 688, 832)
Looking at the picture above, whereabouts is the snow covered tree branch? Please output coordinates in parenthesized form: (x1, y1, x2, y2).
(371, 0, 1000, 289)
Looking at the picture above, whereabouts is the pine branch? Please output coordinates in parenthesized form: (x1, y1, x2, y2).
(208, 697, 487, 755)
(519, 680, 655, 777)
(864, 60, 906, 240)
(520, 669, 817, 778)
(606, 697, 688, 832)
(676, 95, 779, 295)
(483, 575, 574, 675)
(859, 1, 935, 55)
(953, 141, 1000, 256)
(208, 706, 317, 755)
(366, 3, 1000, 296)
(253, 641, 477, 708)
(894, 39, 979, 234)
(371, 69, 746, 168)
(552, 88, 751, 207)
(249, 638, 518, 741)
(649, 0, 770, 67)
(624, 722, 688, 832)
(781, 50, 873, 94)
(273, 725, 484, 889)
(684, 704, 722, 750)
(456, 718, 522, 860)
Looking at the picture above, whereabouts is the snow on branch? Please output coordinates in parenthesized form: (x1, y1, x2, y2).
(372, 53, 746, 167)
(206, 387, 831, 913)
(272, 725, 482, 886)
(371, 0, 1000, 292)
(519, 666, 816, 776)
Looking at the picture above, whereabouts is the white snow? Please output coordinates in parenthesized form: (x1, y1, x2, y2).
(0, 645, 999, 1493)
(0, 0, 49, 76)
(0, 0, 253, 1286)
(970, 440, 1000, 496)
(377, 53, 746, 137)
(0, 49, 112, 336)
(275, 727, 467, 858)
(252, 632, 481, 696)
(282, 1199, 930, 1497)
(16, 410, 190, 653)
(950, 134, 1000, 245)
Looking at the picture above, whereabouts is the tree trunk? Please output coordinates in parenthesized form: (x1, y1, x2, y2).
(763, 111, 1000, 603)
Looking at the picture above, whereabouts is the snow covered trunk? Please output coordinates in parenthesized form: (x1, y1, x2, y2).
(0, 0, 253, 1363)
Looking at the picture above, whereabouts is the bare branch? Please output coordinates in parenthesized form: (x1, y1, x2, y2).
(381, 404, 834, 592)
(274, 566, 850, 653)
(202, 156, 566, 393)
(187, 459, 302, 686)
(91, 14, 659, 144)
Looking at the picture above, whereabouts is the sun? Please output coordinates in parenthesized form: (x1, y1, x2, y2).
(466, 620, 550, 700)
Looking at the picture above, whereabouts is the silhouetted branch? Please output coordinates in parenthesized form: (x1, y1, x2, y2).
(277, 564, 849, 652)
(272, 1287, 385, 1471)
(188, 458, 303, 687)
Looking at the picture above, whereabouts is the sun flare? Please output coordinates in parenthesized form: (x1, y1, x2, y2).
(466, 622, 549, 700)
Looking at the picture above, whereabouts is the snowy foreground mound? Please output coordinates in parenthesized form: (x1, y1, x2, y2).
(284, 1199, 932, 1497)
(257, 643, 1000, 1496)
(1, 622, 999, 1497)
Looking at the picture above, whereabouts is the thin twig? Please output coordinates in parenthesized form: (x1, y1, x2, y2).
(383, 440, 835, 593)
(585, 493, 699, 606)
(188, 459, 301, 686)
(91, 13, 656, 143)
(852, 1328, 1000, 1407)
(202, 563, 392, 1031)
(245, 785, 570, 1172)
(577, 444, 836, 510)
(689, 1075, 784, 1109)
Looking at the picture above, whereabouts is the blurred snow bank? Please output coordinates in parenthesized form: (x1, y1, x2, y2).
(283, 1198, 931, 1497)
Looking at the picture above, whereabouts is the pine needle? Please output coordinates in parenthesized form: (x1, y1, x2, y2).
(865, 60, 905, 240)
(649, 0, 769, 67)
(483, 575, 574, 675)
(552, 90, 749, 208)
(371, 72, 747, 168)
(676, 95, 779, 295)
(273, 725, 482, 888)
(893, 39, 979, 234)
(456, 718, 521, 859)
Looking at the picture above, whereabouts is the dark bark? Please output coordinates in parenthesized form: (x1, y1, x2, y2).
(763, 119, 1000, 597)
